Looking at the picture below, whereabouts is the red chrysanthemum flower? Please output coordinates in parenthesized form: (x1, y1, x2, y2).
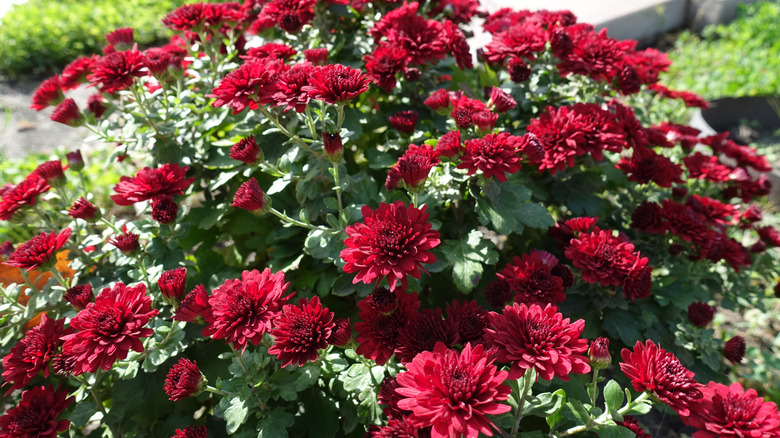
(525, 105, 586, 174)
(484, 23, 547, 65)
(355, 287, 420, 365)
(303, 48, 328, 65)
(230, 136, 262, 164)
(208, 59, 285, 114)
(370, 2, 448, 65)
(61, 282, 159, 375)
(557, 27, 624, 81)
(485, 303, 590, 380)
(483, 278, 512, 308)
(631, 201, 665, 234)
(680, 381, 780, 438)
(341, 201, 441, 291)
(66, 150, 84, 171)
(242, 42, 298, 61)
(174, 284, 213, 324)
(617, 148, 684, 188)
(202, 268, 292, 351)
(232, 177, 270, 214)
(507, 56, 532, 82)
(270, 62, 313, 113)
(164, 357, 205, 401)
(723, 336, 746, 364)
(105, 27, 134, 49)
(33, 160, 66, 187)
(395, 308, 458, 363)
(649, 84, 709, 109)
(328, 317, 351, 346)
(589, 337, 612, 370)
(86, 93, 107, 119)
(472, 111, 499, 132)
(151, 194, 179, 224)
(111, 163, 193, 206)
(443, 20, 473, 70)
(158, 267, 188, 302)
(449, 95, 486, 129)
(620, 340, 703, 415)
(385, 144, 440, 192)
(424, 89, 451, 113)
(445, 299, 488, 345)
(268, 296, 335, 367)
(322, 131, 343, 161)
(659, 200, 711, 246)
(172, 425, 208, 438)
(162, 3, 209, 31)
(1, 315, 65, 394)
(64, 284, 94, 310)
(30, 76, 64, 111)
(60, 56, 97, 90)
(49, 98, 84, 127)
(757, 226, 780, 248)
(109, 228, 140, 255)
(378, 376, 405, 419)
(87, 49, 147, 94)
(366, 417, 419, 438)
(498, 250, 566, 305)
(0, 385, 74, 438)
(565, 228, 638, 287)
(435, 130, 461, 157)
(395, 342, 512, 438)
(363, 43, 409, 93)
(142, 48, 173, 76)
(303, 64, 370, 104)
(458, 132, 523, 182)
(258, 0, 316, 33)
(428, 0, 482, 24)
(617, 416, 652, 438)
(0, 174, 50, 221)
(489, 87, 516, 113)
(5, 228, 71, 272)
(389, 110, 418, 135)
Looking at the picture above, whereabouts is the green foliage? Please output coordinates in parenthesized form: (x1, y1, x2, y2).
(0, 0, 185, 78)
(663, 1, 780, 98)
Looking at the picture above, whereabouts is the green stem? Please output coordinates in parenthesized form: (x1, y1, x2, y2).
(0, 285, 26, 310)
(305, 106, 318, 139)
(336, 104, 345, 131)
(233, 347, 249, 375)
(135, 253, 152, 289)
(511, 369, 534, 437)
(50, 267, 70, 289)
(617, 391, 650, 415)
(205, 385, 237, 397)
(259, 106, 321, 159)
(99, 217, 122, 234)
(411, 191, 419, 209)
(19, 270, 38, 295)
(75, 374, 122, 437)
(331, 162, 344, 221)
(588, 368, 600, 409)
(268, 207, 332, 232)
(131, 84, 161, 137)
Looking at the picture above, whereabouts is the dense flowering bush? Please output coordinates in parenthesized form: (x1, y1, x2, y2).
(2, 1, 779, 437)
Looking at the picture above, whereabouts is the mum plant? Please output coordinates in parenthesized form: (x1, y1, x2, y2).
(2, 1, 780, 437)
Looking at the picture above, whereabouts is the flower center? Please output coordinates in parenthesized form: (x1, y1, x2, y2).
(94, 308, 122, 337)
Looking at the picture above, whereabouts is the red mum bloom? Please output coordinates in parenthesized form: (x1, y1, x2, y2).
(230, 136, 262, 164)
(86, 93, 107, 118)
(484, 23, 547, 64)
(498, 250, 566, 305)
(395, 342, 511, 438)
(424, 89, 451, 113)
(173, 425, 208, 438)
(303, 48, 328, 65)
(389, 110, 418, 135)
(61, 56, 97, 90)
(270, 62, 313, 113)
(66, 150, 85, 172)
(203, 268, 292, 351)
(680, 381, 780, 437)
(757, 226, 780, 247)
(0, 385, 74, 438)
(142, 48, 173, 76)
(483, 278, 512, 308)
(49, 98, 84, 127)
(435, 130, 461, 158)
(209, 59, 285, 114)
(68, 197, 99, 221)
(62, 282, 158, 375)
(341, 201, 441, 291)
(232, 178, 270, 214)
(88, 49, 147, 93)
(328, 318, 352, 346)
(164, 357, 205, 401)
(623, 260, 653, 301)
(385, 144, 440, 192)
(458, 132, 523, 182)
(303, 64, 370, 104)
(472, 111, 499, 133)
(485, 303, 590, 380)
(268, 296, 335, 367)
(589, 337, 612, 370)
(243, 42, 298, 61)
(617, 416, 652, 438)
(649, 84, 709, 109)
(111, 163, 193, 206)
(5, 228, 71, 271)
(443, 20, 473, 70)
(557, 27, 625, 81)
(162, 3, 209, 31)
(364, 43, 409, 93)
(631, 201, 665, 234)
(450, 95, 486, 129)
(355, 287, 420, 365)
(174, 284, 213, 324)
(444, 299, 488, 345)
(34, 160, 65, 187)
(258, 0, 316, 33)
(151, 194, 179, 224)
(685, 302, 716, 330)
(1, 315, 65, 394)
(109, 228, 140, 255)
(370, 2, 448, 65)
(30, 76, 64, 111)
(489, 87, 516, 113)
(64, 284, 94, 310)
(565, 228, 639, 287)
(660, 200, 711, 246)
(723, 336, 746, 364)
(322, 131, 343, 161)
(158, 267, 188, 302)
(525, 105, 586, 174)
(367, 417, 419, 438)
(395, 308, 458, 363)
(105, 27, 134, 49)
(620, 340, 703, 415)
(507, 56, 532, 82)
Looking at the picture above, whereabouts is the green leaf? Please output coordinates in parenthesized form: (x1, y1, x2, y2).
(224, 396, 249, 434)
(592, 425, 636, 438)
(475, 182, 534, 235)
(68, 401, 98, 425)
(208, 170, 240, 191)
(524, 389, 566, 417)
(604, 311, 643, 346)
(444, 230, 499, 293)
(603, 380, 624, 412)
(257, 408, 294, 438)
(516, 202, 555, 229)
(342, 363, 370, 392)
(304, 229, 341, 262)
(267, 176, 292, 195)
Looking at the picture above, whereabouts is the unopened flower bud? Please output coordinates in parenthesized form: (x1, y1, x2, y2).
(589, 337, 611, 369)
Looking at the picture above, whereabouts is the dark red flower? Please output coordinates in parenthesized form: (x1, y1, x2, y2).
(34, 160, 66, 187)
(0, 174, 50, 221)
(64, 284, 94, 310)
(615, 64, 642, 94)
(202, 268, 292, 351)
(62, 282, 158, 375)
(269, 296, 335, 367)
(328, 318, 351, 346)
(232, 178, 270, 214)
(378, 376, 405, 419)
(162, 3, 209, 31)
(617, 416, 652, 438)
(355, 288, 420, 365)
(428, 0, 482, 24)
(61, 56, 96, 90)
(557, 28, 624, 81)
(498, 250, 566, 305)
(151, 194, 179, 224)
(208, 59, 285, 114)
(109, 228, 140, 255)
(589, 337, 611, 370)
(49, 98, 84, 127)
(723, 336, 746, 364)
(565, 228, 642, 287)
(5, 228, 71, 271)
(258, 0, 317, 33)
(367, 417, 419, 438)
(443, 20, 473, 70)
(303, 64, 370, 104)
(111, 163, 193, 206)
(0, 385, 73, 438)
(507, 56, 532, 82)
(164, 357, 205, 401)
(303, 48, 328, 65)
(445, 299, 488, 345)
(88, 49, 147, 93)
(364, 43, 409, 93)
(230, 136, 262, 164)
(385, 144, 440, 192)
(323, 131, 343, 161)
(270, 62, 313, 113)
(434, 130, 461, 158)
(370, 2, 448, 65)
(649, 84, 709, 109)
(680, 381, 780, 438)
(757, 226, 780, 247)
(472, 111, 499, 133)
(1, 315, 65, 394)
(485, 303, 590, 380)
(424, 89, 451, 113)
(86, 93, 107, 118)
(621, 47, 670, 85)
(395, 342, 511, 437)
(688, 302, 716, 328)
(620, 340, 703, 415)
(489, 87, 516, 113)
(660, 200, 711, 245)
(458, 132, 523, 182)
(158, 267, 188, 302)
(174, 284, 213, 324)
(389, 110, 418, 135)
(450, 95, 486, 129)
(30, 76, 64, 111)
(395, 308, 458, 363)
(105, 27, 134, 49)
(623, 261, 653, 301)
(143, 48, 174, 76)
(525, 105, 586, 174)
(483, 22, 546, 64)
(341, 201, 441, 291)
(484, 279, 511, 308)
(683, 152, 733, 182)
(65, 150, 84, 172)
(631, 201, 665, 234)
(243, 42, 298, 61)
(172, 425, 208, 438)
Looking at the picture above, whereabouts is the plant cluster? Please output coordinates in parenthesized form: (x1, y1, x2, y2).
(0, 0, 186, 78)
(2, 1, 780, 437)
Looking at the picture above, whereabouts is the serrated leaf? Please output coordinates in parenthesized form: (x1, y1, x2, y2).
(224, 396, 249, 434)
(603, 380, 624, 412)
(444, 230, 499, 292)
(592, 425, 636, 438)
(516, 202, 555, 229)
(257, 408, 294, 438)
